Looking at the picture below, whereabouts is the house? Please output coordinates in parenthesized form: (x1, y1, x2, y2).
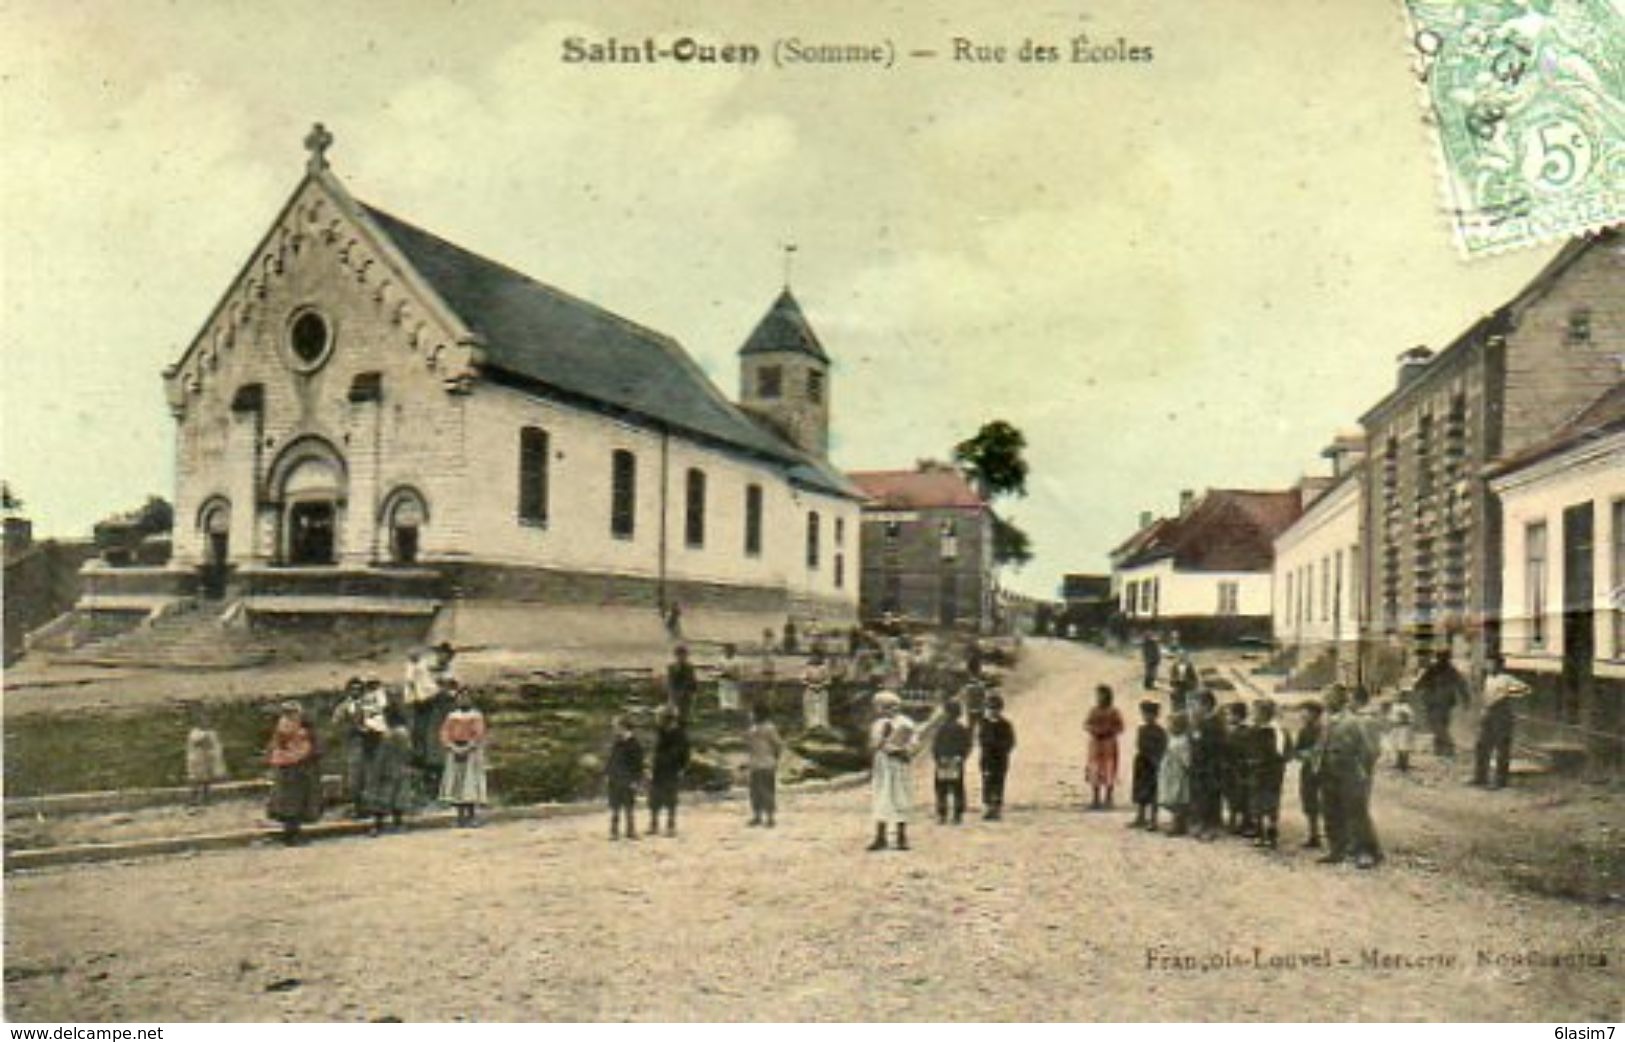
(1111, 488, 1303, 646)
(848, 464, 994, 631)
(1487, 380, 1625, 776)
(77, 125, 862, 649)
(1272, 432, 1365, 686)
(1358, 228, 1624, 688)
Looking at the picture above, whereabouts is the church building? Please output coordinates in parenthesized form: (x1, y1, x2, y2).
(113, 126, 861, 643)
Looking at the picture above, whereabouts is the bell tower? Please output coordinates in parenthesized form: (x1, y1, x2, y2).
(737, 286, 831, 458)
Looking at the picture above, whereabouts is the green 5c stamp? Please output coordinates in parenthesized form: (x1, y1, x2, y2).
(1404, 0, 1625, 255)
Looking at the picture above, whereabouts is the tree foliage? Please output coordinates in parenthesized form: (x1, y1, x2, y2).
(993, 515, 1033, 568)
(954, 420, 1029, 501)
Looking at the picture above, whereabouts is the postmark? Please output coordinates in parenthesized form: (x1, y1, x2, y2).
(1403, 0, 1625, 256)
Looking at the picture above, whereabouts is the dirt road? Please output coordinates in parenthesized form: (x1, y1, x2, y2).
(5, 641, 1620, 1021)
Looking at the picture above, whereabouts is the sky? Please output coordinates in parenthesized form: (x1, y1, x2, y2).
(1, 0, 1557, 598)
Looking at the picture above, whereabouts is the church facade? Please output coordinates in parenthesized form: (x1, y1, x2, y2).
(141, 127, 860, 637)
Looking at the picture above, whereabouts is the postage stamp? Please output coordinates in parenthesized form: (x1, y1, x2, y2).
(1403, 0, 1625, 256)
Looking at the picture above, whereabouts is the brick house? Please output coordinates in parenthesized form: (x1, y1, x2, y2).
(1488, 380, 1625, 776)
(1358, 228, 1624, 688)
(1111, 488, 1303, 646)
(848, 465, 994, 631)
(85, 127, 861, 643)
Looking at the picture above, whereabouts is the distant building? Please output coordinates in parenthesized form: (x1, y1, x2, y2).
(1059, 572, 1113, 638)
(1111, 488, 1303, 645)
(849, 464, 994, 631)
(81, 126, 861, 647)
(1358, 229, 1623, 687)
(1487, 380, 1625, 776)
(1272, 433, 1365, 686)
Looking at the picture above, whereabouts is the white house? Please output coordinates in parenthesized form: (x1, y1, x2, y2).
(81, 126, 862, 647)
(1272, 433, 1365, 685)
(1488, 380, 1625, 774)
(1111, 488, 1302, 646)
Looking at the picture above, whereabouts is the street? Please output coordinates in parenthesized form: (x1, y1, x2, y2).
(5, 641, 1620, 1022)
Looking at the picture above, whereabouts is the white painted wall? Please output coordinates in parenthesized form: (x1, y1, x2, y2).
(1272, 476, 1361, 649)
(1115, 557, 1273, 619)
(1493, 432, 1625, 679)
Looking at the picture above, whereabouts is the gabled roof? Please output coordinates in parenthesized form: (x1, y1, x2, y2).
(738, 288, 830, 363)
(1118, 489, 1302, 573)
(848, 468, 986, 510)
(1362, 227, 1619, 425)
(1487, 378, 1625, 478)
(363, 205, 813, 469)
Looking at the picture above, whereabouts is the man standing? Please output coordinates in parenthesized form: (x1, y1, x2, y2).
(1140, 632, 1162, 690)
(1414, 650, 1468, 756)
(1316, 686, 1380, 869)
(666, 645, 699, 726)
(1473, 656, 1530, 789)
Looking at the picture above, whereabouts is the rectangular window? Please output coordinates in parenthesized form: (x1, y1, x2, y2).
(808, 369, 824, 404)
(684, 468, 706, 548)
(518, 426, 549, 525)
(1218, 580, 1239, 616)
(1284, 572, 1294, 628)
(757, 365, 782, 399)
(835, 552, 845, 589)
(835, 516, 845, 546)
(1334, 548, 1344, 625)
(1526, 520, 1548, 649)
(885, 519, 902, 541)
(1150, 578, 1160, 617)
(1614, 500, 1625, 657)
(744, 484, 763, 557)
(806, 511, 821, 568)
(611, 450, 636, 539)
(1321, 557, 1331, 622)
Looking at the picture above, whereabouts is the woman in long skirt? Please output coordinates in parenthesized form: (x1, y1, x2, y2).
(717, 643, 743, 713)
(1158, 712, 1193, 836)
(266, 701, 323, 845)
(362, 705, 418, 834)
(438, 685, 489, 827)
(1084, 684, 1125, 810)
(868, 691, 921, 851)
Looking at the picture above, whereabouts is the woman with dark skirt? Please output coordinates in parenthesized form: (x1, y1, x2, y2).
(266, 701, 324, 846)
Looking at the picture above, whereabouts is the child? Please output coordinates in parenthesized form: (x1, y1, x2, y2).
(1128, 700, 1168, 830)
(802, 650, 832, 731)
(1248, 699, 1292, 849)
(438, 685, 489, 828)
(363, 706, 416, 835)
(266, 701, 322, 846)
(868, 691, 921, 851)
(1222, 701, 1254, 835)
(932, 700, 972, 825)
(1158, 711, 1192, 836)
(746, 701, 782, 828)
(649, 705, 690, 837)
(978, 693, 1016, 820)
(1387, 698, 1414, 772)
(606, 715, 645, 840)
(1189, 690, 1224, 841)
(185, 705, 228, 806)
(717, 643, 743, 713)
(1294, 700, 1325, 849)
(1084, 685, 1125, 810)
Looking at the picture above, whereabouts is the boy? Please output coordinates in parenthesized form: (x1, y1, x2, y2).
(649, 705, 690, 837)
(1294, 699, 1325, 849)
(978, 693, 1017, 821)
(932, 699, 972, 824)
(1128, 700, 1168, 830)
(746, 701, 782, 827)
(606, 715, 645, 841)
(1248, 699, 1292, 849)
(1222, 701, 1254, 836)
(666, 645, 699, 726)
(1188, 690, 1224, 841)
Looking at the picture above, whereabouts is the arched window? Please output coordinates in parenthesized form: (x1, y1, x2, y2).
(611, 450, 637, 539)
(518, 427, 550, 525)
(380, 487, 429, 565)
(685, 468, 706, 548)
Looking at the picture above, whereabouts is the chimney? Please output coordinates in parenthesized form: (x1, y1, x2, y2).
(1397, 346, 1434, 389)
(1179, 489, 1195, 515)
(1138, 510, 1153, 531)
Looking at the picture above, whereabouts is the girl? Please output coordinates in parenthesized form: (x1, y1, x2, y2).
(438, 685, 489, 828)
(363, 705, 417, 835)
(266, 701, 323, 845)
(1084, 684, 1125, 809)
(185, 704, 228, 806)
(1158, 712, 1193, 836)
(802, 650, 832, 731)
(717, 643, 743, 713)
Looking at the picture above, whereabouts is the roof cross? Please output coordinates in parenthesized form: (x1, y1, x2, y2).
(304, 122, 334, 173)
(782, 242, 798, 288)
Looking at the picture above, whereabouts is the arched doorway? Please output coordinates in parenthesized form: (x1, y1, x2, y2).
(379, 486, 428, 565)
(198, 497, 231, 599)
(267, 437, 348, 567)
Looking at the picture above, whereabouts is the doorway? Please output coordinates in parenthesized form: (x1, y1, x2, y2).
(287, 501, 337, 565)
(1561, 501, 1594, 727)
(200, 501, 231, 599)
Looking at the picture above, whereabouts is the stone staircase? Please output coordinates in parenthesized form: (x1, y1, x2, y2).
(50, 600, 276, 671)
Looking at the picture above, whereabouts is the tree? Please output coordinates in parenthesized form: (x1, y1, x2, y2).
(0, 481, 21, 516)
(993, 515, 1033, 567)
(953, 420, 1029, 501)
